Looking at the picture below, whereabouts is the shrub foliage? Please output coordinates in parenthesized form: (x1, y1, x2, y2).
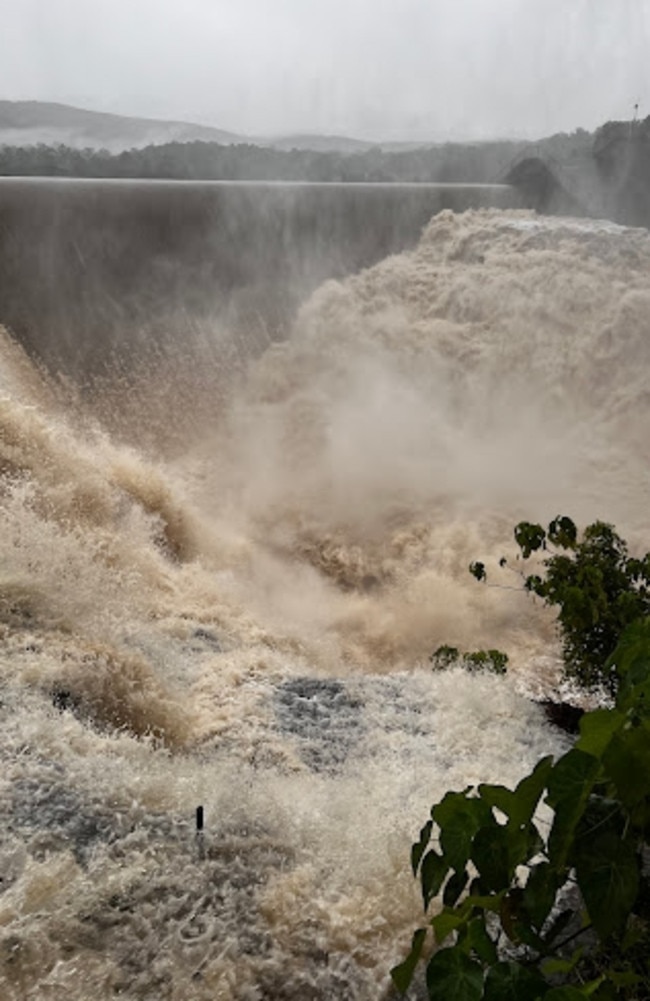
(394, 519, 650, 1000)
(393, 620, 650, 1000)
(470, 517, 650, 694)
(430, 645, 508, 676)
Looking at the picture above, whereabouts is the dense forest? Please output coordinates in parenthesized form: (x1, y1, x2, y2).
(0, 128, 594, 183)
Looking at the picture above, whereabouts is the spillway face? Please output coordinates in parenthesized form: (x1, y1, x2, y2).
(0, 179, 518, 381)
(1, 206, 649, 999)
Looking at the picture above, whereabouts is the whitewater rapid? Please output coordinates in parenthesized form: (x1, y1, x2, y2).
(1, 208, 649, 999)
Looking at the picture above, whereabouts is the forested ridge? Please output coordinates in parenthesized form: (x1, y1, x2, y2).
(0, 128, 594, 182)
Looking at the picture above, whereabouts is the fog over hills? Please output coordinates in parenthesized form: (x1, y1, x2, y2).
(0, 100, 397, 153)
(0, 101, 245, 152)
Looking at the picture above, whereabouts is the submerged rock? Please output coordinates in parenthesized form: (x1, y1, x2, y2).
(536, 699, 585, 735)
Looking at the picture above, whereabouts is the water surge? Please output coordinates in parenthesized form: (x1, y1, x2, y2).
(1, 207, 649, 999)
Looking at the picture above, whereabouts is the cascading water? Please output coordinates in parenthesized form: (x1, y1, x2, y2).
(1, 206, 649, 999)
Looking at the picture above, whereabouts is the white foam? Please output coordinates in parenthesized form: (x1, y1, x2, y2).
(1, 206, 649, 997)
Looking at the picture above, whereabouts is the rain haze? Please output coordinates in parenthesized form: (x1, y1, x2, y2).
(1, 0, 649, 141)
(4, 0, 650, 995)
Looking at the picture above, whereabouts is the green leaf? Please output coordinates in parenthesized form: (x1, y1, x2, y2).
(412, 820, 433, 875)
(483, 961, 547, 1001)
(469, 561, 487, 582)
(523, 862, 560, 931)
(390, 927, 427, 994)
(575, 710, 625, 759)
(432, 792, 492, 872)
(574, 831, 639, 939)
(546, 750, 601, 869)
(509, 756, 554, 829)
(608, 618, 649, 672)
(575, 793, 624, 844)
(541, 948, 584, 977)
(443, 868, 469, 908)
(431, 907, 468, 945)
(580, 982, 609, 1000)
(464, 915, 498, 965)
(472, 823, 510, 891)
(608, 618, 650, 706)
(479, 757, 554, 833)
(463, 649, 509, 675)
(524, 573, 545, 596)
(459, 891, 504, 914)
(603, 970, 642, 989)
(588, 983, 618, 1001)
(421, 849, 451, 909)
(514, 521, 547, 558)
(627, 795, 650, 834)
(478, 783, 515, 819)
(473, 820, 541, 893)
(431, 646, 462, 672)
(602, 721, 650, 806)
(621, 916, 647, 951)
(499, 889, 545, 950)
(425, 948, 483, 1001)
(511, 822, 544, 873)
(548, 516, 578, 550)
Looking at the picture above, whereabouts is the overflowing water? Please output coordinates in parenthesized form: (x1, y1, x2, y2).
(1, 207, 649, 999)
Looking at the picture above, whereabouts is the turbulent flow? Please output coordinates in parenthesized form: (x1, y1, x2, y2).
(0, 208, 649, 999)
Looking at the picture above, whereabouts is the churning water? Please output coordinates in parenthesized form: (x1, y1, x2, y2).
(1, 207, 650, 999)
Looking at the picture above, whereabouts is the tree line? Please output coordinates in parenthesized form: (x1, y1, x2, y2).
(0, 129, 594, 183)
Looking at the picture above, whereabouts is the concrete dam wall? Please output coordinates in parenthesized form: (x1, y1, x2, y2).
(0, 178, 518, 379)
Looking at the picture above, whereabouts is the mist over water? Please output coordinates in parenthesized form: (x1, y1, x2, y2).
(1, 207, 649, 999)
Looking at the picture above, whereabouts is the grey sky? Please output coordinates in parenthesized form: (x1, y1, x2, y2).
(1, 0, 649, 141)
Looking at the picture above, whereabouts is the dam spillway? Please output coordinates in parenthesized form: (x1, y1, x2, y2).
(0, 178, 519, 378)
(1, 204, 650, 999)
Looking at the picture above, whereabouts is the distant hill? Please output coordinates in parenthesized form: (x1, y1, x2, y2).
(0, 101, 244, 151)
(0, 100, 441, 155)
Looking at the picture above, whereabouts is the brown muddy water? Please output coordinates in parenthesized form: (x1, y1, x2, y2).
(1, 195, 650, 999)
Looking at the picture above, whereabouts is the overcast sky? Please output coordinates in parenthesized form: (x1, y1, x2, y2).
(1, 0, 649, 141)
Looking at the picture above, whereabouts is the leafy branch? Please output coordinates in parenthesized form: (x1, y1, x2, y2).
(393, 521, 650, 1001)
(470, 518, 650, 695)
